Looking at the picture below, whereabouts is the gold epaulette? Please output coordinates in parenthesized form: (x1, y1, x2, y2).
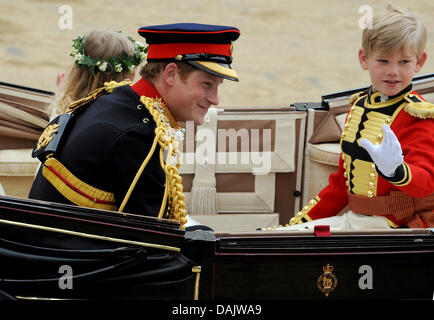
(404, 94, 434, 119)
(349, 91, 367, 106)
(66, 80, 132, 113)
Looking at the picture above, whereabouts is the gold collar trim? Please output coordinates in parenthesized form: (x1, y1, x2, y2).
(364, 91, 410, 109)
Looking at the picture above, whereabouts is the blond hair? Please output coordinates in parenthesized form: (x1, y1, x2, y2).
(362, 4, 427, 59)
(51, 30, 137, 116)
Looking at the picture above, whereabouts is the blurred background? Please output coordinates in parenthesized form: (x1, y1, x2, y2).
(1, 0, 434, 107)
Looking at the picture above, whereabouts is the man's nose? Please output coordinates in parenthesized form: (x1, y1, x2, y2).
(207, 87, 219, 106)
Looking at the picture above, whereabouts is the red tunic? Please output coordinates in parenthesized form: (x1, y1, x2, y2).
(297, 85, 434, 228)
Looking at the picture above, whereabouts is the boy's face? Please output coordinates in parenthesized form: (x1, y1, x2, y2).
(164, 66, 223, 125)
(359, 48, 427, 96)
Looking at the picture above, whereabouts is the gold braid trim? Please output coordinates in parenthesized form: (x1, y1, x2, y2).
(66, 80, 132, 113)
(262, 196, 320, 230)
(288, 196, 320, 226)
(42, 157, 117, 211)
(118, 96, 188, 229)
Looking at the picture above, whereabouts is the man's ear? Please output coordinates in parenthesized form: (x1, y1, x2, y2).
(415, 51, 427, 73)
(358, 48, 369, 70)
(163, 63, 178, 86)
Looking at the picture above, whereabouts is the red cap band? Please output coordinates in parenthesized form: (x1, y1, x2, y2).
(147, 42, 231, 60)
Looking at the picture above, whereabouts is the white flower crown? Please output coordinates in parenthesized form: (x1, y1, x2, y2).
(70, 32, 148, 74)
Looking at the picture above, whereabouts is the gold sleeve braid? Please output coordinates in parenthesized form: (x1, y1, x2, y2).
(262, 196, 319, 230)
(288, 196, 319, 225)
(118, 96, 188, 229)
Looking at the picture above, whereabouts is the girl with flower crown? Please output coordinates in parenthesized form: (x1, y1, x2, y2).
(50, 29, 147, 117)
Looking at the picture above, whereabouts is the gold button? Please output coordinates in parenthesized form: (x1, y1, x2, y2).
(370, 173, 376, 180)
(137, 104, 142, 110)
(351, 106, 355, 111)
(367, 191, 374, 198)
(175, 54, 183, 60)
(377, 134, 382, 140)
(369, 182, 375, 189)
(143, 118, 149, 123)
(345, 181, 349, 186)
(386, 118, 392, 124)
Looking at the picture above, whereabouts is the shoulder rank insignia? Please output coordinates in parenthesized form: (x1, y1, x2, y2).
(317, 264, 338, 297)
(32, 113, 72, 162)
(36, 123, 59, 151)
(404, 93, 434, 119)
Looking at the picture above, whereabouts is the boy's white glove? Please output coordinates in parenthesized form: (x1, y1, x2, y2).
(359, 124, 404, 177)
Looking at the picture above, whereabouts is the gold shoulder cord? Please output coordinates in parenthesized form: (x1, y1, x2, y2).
(118, 96, 188, 229)
(66, 80, 132, 114)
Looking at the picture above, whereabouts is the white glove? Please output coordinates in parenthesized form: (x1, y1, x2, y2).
(359, 124, 404, 177)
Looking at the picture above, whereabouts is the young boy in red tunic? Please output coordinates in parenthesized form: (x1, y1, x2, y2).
(282, 4, 434, 229)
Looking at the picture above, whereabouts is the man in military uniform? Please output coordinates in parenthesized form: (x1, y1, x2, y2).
(29, 23, 241, 229)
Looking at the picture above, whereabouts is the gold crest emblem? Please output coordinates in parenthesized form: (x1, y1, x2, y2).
(317, 264, 337, 297)
(36, 123, 60, 150)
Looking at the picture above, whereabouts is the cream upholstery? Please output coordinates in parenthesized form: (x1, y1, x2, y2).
(302, 107, 343, 206)
(0, 148, 38, 198)
(180, 106, 307, 231)
(0, 182, 5, 196)
(191, 213, 279, 233)
(303, 142, 341, 206)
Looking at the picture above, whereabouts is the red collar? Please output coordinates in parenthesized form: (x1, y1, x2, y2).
(131, 78, 178, 128)
(131, 78, 164, 102)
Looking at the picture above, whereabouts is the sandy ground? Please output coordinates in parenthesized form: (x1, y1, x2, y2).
(1, 0, 434, 107)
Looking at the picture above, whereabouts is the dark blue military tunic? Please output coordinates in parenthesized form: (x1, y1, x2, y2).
(29, 80, 166, 217)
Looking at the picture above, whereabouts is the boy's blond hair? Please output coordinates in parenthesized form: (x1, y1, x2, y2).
(51, 30, 137, 116)
(362, 4, 427, 59)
